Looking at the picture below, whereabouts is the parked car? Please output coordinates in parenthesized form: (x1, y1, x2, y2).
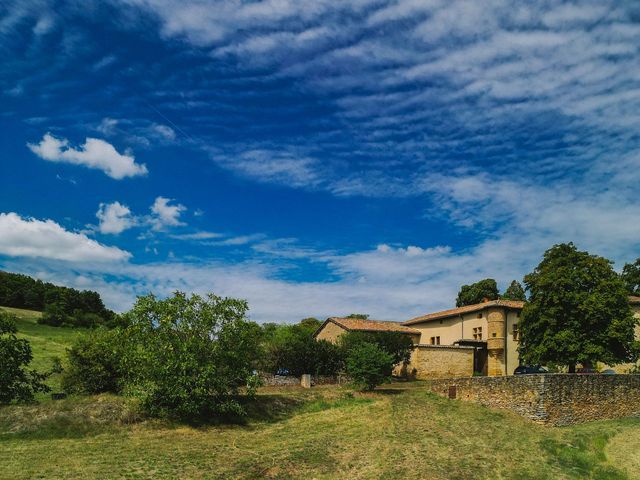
(576, 367, 599, 374)
(513, 365, 548, 375)
(600, 369, 616, 375)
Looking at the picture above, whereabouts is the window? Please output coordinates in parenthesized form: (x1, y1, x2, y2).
(476, 313, 483, 319)
(473, 327, 482, 340)
(430, 336, 441, 345)
(513, 323, 519, 341)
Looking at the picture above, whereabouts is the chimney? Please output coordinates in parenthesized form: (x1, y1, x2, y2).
(482, 297, 490, 303)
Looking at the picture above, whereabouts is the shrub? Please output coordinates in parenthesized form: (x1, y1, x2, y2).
(345, 342, 394, 391)
(62, 328, 125, 394)
(0, 311, 50, 404)
(121, 292, 262, 419)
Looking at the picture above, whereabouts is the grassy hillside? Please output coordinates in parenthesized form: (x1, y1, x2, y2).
(0, 384, 638, 479)
(1, 306, 81, 393)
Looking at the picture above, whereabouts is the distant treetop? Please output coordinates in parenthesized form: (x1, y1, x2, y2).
(456, 279, 499, 307)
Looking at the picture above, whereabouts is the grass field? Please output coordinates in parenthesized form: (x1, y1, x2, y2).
(0, 384, 639, 479)
(1, 305, 639, 479)
(1, 306, 81, 394)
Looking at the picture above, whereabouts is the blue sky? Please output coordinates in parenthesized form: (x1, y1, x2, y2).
(1, 0, 639, 322)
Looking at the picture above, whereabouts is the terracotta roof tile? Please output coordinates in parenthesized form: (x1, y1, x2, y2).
(630, 295, 640, 305)
(322, 317, 420, 335)
(402, 299, 526, 326)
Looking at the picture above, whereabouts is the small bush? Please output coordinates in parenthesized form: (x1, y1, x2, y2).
(0, 311, 50, 404)
(345, 342, 394, 391)
(62, 329, 125, 394)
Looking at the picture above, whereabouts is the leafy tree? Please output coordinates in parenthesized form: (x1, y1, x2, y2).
(621, 258, 640, 296)
(345, 342, 394, 391)
(519, 243, 639, 372)
(261, 322, 342, 376)
(346, 313, 369, 319)
(339, 331, 414, 366)
(121, 292, 261, 418)
(502, 280, 526, 301)
(456, 279, 499, 307)
(0, 312, 49, 404)
(39, 302, 70, 327)
(62, 328, 126, 394)
(298, 317, 322, 333)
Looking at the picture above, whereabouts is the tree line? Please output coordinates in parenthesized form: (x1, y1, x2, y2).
(2, 243, 639, 418)
(0, 271, 116, 328)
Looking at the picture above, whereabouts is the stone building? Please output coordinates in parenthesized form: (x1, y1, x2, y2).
(314, 296, 640, 379)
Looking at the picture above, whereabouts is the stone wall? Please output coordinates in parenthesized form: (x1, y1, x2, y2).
(427, 374, 640, 426)
(259, 373, 347, 387)
(410, 345, 474, 379)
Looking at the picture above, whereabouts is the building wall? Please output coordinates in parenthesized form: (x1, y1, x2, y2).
(315, 321, 347, 343)
(428, 374, 640, 426)
(411, 312, 488, 345)
(505, 310, 521, 375)
(409, 345, 474, 379)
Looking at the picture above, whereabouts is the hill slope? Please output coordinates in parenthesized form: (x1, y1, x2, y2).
(1, 306, 81, 393)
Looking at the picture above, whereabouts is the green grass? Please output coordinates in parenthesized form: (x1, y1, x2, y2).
(1, 307, 639, 479)
(1, 306, 82, 394)
(0, 384, 638, 479)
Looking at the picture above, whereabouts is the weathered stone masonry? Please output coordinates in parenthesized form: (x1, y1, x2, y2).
(428, 374, 640, 426)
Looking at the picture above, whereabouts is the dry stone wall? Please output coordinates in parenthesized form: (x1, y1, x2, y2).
(428, 374, 640, 426)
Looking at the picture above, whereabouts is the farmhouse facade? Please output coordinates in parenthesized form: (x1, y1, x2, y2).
(314, 296, 640, 379)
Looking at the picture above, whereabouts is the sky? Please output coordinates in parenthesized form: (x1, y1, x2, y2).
(1, 0, 639, 323)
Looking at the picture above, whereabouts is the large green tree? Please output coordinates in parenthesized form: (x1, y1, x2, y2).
(120, 292, 262, 418)
(502, 280, 526, 301)
(0, 312, 49, 404)
(621, 258, 640, 296)
(519, 243, 639, 372)
(456, 279, 499, 307)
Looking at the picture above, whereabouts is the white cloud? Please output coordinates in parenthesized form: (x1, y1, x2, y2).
(169, 231, 223, 240)
(150, 196, 186, 230)
(0, 212, 131, 262)
(96, 201, 135, 234)
(28, 133, 148, 179)
(96, 118, 119, 136)
(150, 123, 176, 141)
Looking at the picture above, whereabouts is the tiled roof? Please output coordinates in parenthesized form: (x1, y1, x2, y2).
(402, 299, 526, 326)
(320, 317, 420, 335)
(403, 297, 640, 325)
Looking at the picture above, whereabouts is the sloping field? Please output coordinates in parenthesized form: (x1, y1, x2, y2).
(0, 385, 638, 480)
(1, 306, 81, 393)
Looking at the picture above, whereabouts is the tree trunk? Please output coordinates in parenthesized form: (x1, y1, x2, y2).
(568, 364, 576, 373)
